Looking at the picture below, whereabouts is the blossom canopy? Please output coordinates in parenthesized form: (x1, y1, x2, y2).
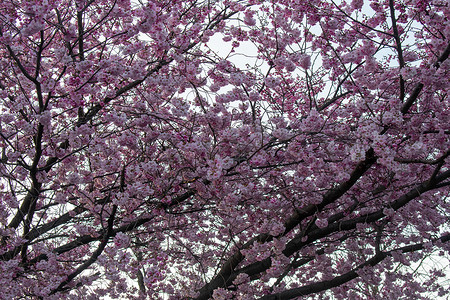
(0, 0, 449, 299)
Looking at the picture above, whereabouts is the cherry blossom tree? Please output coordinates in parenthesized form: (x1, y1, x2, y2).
(0, 0, 449, 298)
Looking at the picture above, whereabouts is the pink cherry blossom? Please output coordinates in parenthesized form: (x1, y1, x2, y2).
(0, 0, 449, 299)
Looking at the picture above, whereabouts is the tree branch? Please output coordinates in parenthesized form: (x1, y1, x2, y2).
(194, 149, 377, 300)
(196, 168, 450, 296)
(50, 205, 117, 295)
(401, 41, 450, 114)
(259, 233, 450, 300)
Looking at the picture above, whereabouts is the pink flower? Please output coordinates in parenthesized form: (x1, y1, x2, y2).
(243, 11, 256, 26)
(315, 218, 328, 228)
(114, 233, 130, 248)
(299, 54, 311, 69)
